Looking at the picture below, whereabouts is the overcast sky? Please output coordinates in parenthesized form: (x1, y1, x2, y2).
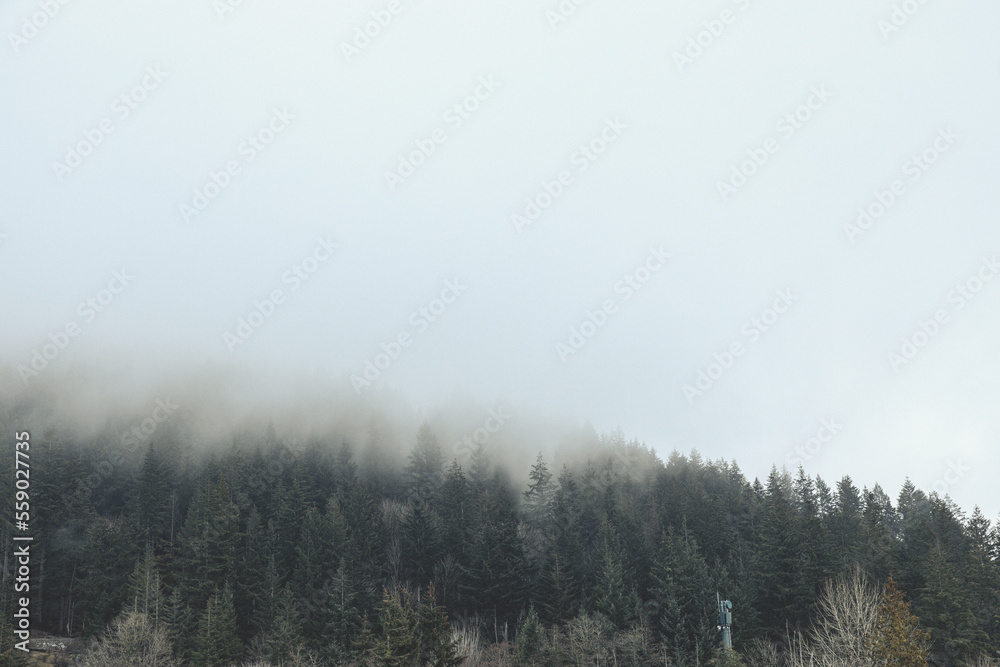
(3, 0, 999, 516)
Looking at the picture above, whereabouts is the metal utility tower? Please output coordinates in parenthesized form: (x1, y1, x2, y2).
(717, 593, 733, 649)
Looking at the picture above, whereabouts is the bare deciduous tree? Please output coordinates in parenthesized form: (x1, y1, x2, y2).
(79, 610, 175, 667)
(784, 568, 880, 667)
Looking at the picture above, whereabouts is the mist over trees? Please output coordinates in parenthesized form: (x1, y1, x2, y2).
(0, 392, 998, 666)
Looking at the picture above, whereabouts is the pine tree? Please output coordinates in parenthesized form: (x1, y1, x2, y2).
(323, 560, 364, 663)
(402, 498, 441, 588)
(333, 440, 359, 497)
(868, 577, 930, 666)
(794, 467, 835, 604)
(255, 586, 306, 665)
(536, 473, 586, 624)
(175, 477, 240, 617)
(649, 527, 715, 664)
(590, 519, 640, 630)
(438, 460, 472, 609)
(193, 585, 242, 667)
(522, 453, 555, 570)
(754, 468, 811, 638)
(831, 476, 864, 573)
(468, 442, 492, 493)
(406, 423, 445, 503)
(134, 445, 174, 548)
(126, 543, 165, 624)
(965, 508, 1000, 656)
(464, 472, 529, 626)
(417, 586, 464, 666)
(78, 514, 144, 633)
(163, 587, 195, 663)
(918, 540, 986, 662)
(516, 605, 545, 662)
(375, 588, 420, 667)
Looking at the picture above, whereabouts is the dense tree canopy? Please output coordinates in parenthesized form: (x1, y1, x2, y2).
(1, 420, 997, 666)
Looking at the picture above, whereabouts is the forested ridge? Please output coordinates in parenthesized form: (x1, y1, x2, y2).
(1, 420, 998, 666)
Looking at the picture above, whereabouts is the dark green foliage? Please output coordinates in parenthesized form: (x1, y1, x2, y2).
(193, 585, 241, 667)
(464, 472, 530, 626)
(590, 519, 641, 630)
(649, 526, 715, 663)
(371, 586, 463, 667)
(7, 418, 1000, 665)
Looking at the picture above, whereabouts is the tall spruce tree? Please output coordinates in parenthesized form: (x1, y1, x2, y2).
(193, 585, 241, 667)
(649, 526, 715, 664)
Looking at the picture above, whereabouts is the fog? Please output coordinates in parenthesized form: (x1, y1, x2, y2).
(2, 0, 999, 515)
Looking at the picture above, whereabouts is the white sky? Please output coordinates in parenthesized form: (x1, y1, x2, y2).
(2, 0, 999, 516)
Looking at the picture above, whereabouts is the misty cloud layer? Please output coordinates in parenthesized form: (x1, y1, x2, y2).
(2, 0, 999, 516)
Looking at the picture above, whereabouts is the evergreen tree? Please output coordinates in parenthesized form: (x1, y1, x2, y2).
(402, 498, 441, 588)
(253, 586, 306, 665)
(374, 587, 420, 667)
(163, 587, 195, 663)
(868, 577, 930, 667)
(323, 560, 365, 663)
(406, 423, 445, 503)
(754, 468, 811, 638)
(464, 472, 529, 626)
(175, 476, 240, 617)
(523, 453, 556, 568)
(649, 527, 715, 664)
(831, 475, 864, 573)
(417, 586, 464, 666)
(516, 605, 545, 662)
(590, 519, 640, 630)
(193, 585, 242, 667)
(133, 445, 174, 548)
(126, 543, 165, 624)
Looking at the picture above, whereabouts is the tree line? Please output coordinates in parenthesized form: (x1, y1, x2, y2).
(0, 421, 997, 666)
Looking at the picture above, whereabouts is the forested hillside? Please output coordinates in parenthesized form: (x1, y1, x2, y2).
(1, 420, 998, 666)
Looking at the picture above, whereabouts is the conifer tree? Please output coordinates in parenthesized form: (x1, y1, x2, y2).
(194, 585, 242, 667)
(417, 586, 464, 666)
(649, 527, 715, 664)
(126, 543, 164, 624)
(591, 519, 640, 630)
(523, 453, 555, 568)
(868, 577, 930, 667)
(464, 472, 529, 626)
(406, 423, 445, 503)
